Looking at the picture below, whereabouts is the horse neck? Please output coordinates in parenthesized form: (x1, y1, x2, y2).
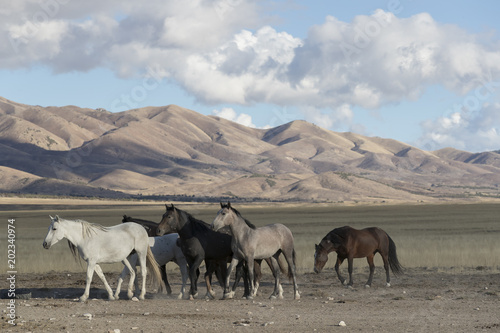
(61, 220, 86, 248)
(174, 210, 195, 238)
(227, 213, 251, 240)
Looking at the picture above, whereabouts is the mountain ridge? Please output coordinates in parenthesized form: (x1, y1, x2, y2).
(0, 97, 499, 203)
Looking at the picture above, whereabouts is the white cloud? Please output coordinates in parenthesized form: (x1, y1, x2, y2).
(301, 104, 354, 131)
(2, 3, 500, 151)
(417, 103, 500, 152)
(212, 107, 256, 128)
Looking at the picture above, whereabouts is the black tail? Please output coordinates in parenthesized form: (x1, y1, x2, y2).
(387, 235, 403, 275)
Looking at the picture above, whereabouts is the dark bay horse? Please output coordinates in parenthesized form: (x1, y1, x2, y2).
(212, 202, 300, 300)
(122, 215, 160, 236)
(314, 226, 403, 287)
(157, 204, 244, 299)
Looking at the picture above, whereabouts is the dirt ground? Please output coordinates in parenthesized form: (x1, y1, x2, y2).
(1, 267, 499, 332)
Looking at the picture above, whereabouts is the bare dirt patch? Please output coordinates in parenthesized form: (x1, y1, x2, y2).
(1, 267, 499, 332)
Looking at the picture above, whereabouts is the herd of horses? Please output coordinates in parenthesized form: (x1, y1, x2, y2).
(42, 202, 403, 302)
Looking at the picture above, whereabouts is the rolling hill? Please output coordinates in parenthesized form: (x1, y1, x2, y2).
(0, 96, 499, 203)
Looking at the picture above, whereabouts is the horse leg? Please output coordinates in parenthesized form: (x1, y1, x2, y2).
(269, 255, 282, 299)
(161, 265, 172, 295)
(381, 253, 391, 287)
(188, 257, 203, 299)
(177, 258, 189, 299)
(223, 257, 240, 299)
(246, 257, 256, 300)
(283, 249, 300, 300)
(136, 252, 148, 300)
(80, 261, 96, 302)
(115, 261, 131, 300)
(365, 254, 375, 287)
(204, 260, 216, 299)
(335, 255, 346, 285)
(347, 256, 354, 287)
(233, 261, 243, 288)
(254, 259, 263, 297)
(122, 258, 136, 299)
(94, 264, 115, 300)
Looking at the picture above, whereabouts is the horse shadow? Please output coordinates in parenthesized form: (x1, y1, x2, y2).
(0, 287, 168, 301)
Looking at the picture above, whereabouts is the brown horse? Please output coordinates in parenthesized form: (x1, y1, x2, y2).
(314, 226, 403, 287)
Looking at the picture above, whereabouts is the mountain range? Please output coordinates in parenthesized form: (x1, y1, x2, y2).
(1, 96, 499, 203)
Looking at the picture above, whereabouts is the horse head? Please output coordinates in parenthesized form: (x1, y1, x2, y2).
(157, 203, 178, 236)
(43, 215, 64, 249)
(314, 242, 329, 273)
(211, 201, 234, 231)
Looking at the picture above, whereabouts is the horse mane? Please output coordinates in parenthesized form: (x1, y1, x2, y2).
(78, 219, 108, 238)
(177, 208, 212, 232)
(227, 205, 256, 229)
(67, 240, 80, 264)
(330, 226, 350, 240)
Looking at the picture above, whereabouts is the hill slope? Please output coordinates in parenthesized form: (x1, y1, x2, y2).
(0, 96, 499, 202)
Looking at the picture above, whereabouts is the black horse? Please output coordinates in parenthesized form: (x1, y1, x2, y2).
(122, 215, 160, 237)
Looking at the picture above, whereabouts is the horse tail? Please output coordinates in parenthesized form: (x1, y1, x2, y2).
(146, 246, 164, 293)
(387, 235, 404, 276)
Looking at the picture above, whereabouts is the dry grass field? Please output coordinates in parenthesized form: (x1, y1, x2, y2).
(1, 199, 500, 332)
(1, 200, 499, 274)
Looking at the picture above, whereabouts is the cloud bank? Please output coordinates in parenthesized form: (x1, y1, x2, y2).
(2, 0, 500, 151)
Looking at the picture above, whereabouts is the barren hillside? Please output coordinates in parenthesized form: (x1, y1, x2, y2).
(0, 96, 499, 202)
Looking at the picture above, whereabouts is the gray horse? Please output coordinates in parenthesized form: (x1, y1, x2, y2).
(211, 202, 300, 300)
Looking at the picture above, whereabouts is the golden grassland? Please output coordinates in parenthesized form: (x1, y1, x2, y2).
(1, 200, 499, 274)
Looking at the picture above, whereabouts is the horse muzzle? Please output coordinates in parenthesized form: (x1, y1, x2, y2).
(43, 241, 50, 249)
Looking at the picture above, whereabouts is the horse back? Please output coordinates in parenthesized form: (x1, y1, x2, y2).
(328, 226, 388, 258)
(249, 223, 294, 258)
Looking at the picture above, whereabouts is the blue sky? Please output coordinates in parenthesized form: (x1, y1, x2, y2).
(1, 0, 500, 152)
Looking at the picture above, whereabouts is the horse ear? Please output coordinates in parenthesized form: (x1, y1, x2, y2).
(55, 215, 60, 221)
(171, 203, 175, 209)
(165, 204, 168, 211)
(227, 201, 231, 208)
(220, 201, 224, 208)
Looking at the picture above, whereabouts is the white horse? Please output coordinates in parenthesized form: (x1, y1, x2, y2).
(43, 215, 162, 302)
(115, 234, 189, 299)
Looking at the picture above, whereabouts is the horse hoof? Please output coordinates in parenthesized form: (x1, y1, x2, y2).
(79, 296, 88, 302)
(364, 285, 371, 289)
(294, 292, 300, 300)
(108, 296, 116, 301)
(386, 283, 391, 287)
(269, 295, 277, 300)
(205, 292, 215, 300)
(342, 280, 347, 286)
